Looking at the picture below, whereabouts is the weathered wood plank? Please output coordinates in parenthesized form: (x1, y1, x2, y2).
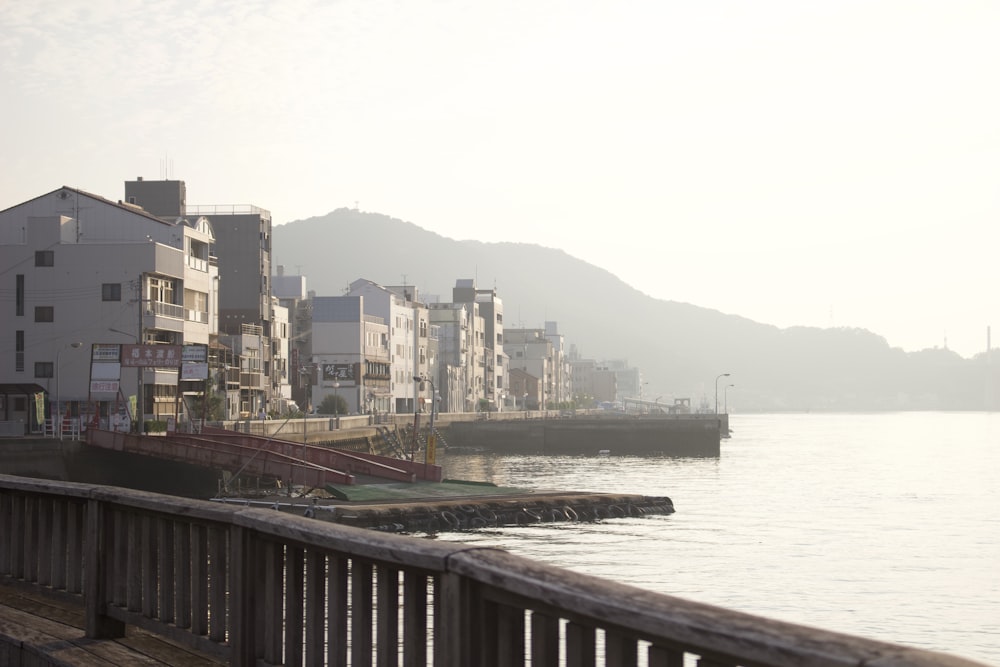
(157, 518, 175, 623)
(285, 544, 305, 667)
(402, 570, 427, 667)
(37, 496, 52, 587)
(351, 559, 374, 667)
(327, 553, 349, 667)
(375, 564, 399, 667)
(175, 521, 192, 629)
(530, 609, 560, 667)
(262, 540, 283, 663)
(127, 512, 142, 613)
(647, 642, 686, 667)
(84, 498, 125, 639)
(565, 620, 596, 667)
(190, 524, 208, 637)
(305, 549, 326, 667)
(67, 500, 84, 595)
(141, 514, 158, 618)
(605, 627, 638, 664)
(434, 572, 467, 667)
(227, 525, 256, 667)
(207, 525, 227, 643)
(51, 497, 67, 590)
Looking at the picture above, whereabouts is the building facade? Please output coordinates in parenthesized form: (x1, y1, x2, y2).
(0, 185, 218, 429)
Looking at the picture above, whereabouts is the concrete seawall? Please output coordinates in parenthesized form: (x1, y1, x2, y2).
(443, 416, 721, 457)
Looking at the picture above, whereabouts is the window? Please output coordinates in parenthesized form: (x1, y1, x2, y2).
(148, 276, 176, 304)
(102, 283, 122, 301)
(15, 331, 24, 372)
(16, 275, 24, 316)
(35, 361, 54, 378)
(35, 306, 54, 322)
(35, 250, 54, 267)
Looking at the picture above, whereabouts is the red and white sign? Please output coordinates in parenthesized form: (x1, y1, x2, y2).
(90, 380, 120, 394)
(121, 344, 182, 367)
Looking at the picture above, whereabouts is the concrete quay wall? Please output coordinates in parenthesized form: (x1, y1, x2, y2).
(442, 416, 721, 456)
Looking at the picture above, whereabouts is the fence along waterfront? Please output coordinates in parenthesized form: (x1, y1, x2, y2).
(0, 474, 987, 667)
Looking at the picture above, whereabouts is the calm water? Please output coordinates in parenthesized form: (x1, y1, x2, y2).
(435, 412, 1000, 665)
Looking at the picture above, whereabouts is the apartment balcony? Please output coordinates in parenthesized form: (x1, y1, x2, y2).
(143, 300, 185, 333)
(241, 371, 264, 389)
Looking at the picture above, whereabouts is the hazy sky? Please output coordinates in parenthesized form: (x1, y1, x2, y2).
(3, 1, 998, 358)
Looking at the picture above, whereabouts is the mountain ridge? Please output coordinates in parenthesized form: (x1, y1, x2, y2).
(272, 208, 993, 411)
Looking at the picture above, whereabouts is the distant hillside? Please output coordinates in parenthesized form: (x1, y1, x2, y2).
(273, 208, 997, 411)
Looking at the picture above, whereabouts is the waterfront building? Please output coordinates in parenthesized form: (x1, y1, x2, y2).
(505, 328, 554, 410)
(271, 266, 312, 412)
(451, 280, 504, 411)
(126, 177, 277, 416)
(310, 295, 391, 415)
(346, 279, 424, 414)
(544, 321, 571, 406)
(0, 185, 218, 429)
(428, 302, 473, 414)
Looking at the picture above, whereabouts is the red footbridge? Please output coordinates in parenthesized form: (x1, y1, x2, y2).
(84, 426, 442, 489)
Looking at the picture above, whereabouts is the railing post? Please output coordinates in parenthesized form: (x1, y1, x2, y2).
(229, 524, 256, 666)
(85, 498, 125, 638)
(434, 572, 472, 666)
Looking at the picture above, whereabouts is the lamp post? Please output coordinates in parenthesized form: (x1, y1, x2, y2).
(55, 342, 83, 440)
(724, 384, 735, 413)
(300, 365, 313, 448)
(714, 373, 730, 415)
(332, 381, 341, 428)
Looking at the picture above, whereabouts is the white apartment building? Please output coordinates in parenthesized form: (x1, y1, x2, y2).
(346, 279, 425, 414)
(0, 186, 218, 430)
(452, 280, 504, 411)
(427, 302, 471, 413)
(309, 295, 391, 415)
(505, 328, 554, 410)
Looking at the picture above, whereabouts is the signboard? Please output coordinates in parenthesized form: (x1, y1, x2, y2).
(322, 363, 355, 382)
(181, 362, 209, 380)
(91, 362, 121, 380)
(121, 344, 182, 367)
(90, 380, 120, 394)
(91, 344, 121, 362)
(34, 393, 44, 426)
(182, 344, 207, 363)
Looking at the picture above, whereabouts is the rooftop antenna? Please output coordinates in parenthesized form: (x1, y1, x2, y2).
(295, 264, 303, 275)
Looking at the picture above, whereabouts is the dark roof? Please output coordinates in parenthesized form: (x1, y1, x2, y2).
(0, 383, 47, 396)
(0, 186, 175, 226)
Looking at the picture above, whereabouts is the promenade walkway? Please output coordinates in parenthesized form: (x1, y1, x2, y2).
(0, 585, 222, 666)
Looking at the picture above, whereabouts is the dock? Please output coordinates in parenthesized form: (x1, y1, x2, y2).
(212, 478, 675, 533)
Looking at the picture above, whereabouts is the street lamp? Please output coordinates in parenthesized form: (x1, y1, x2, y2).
(714, 373, 730, 415)
(56, 342, 83, 440)
(299, 365, 313, 446)
(724, 384, 735, 413)
(332, 381, 341, 428)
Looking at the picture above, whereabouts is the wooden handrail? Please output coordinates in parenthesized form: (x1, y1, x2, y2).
(0, 474, 987, 667)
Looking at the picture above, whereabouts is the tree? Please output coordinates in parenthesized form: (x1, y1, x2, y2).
(318, 394, 348, 415)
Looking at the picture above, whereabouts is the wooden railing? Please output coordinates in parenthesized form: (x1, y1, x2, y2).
(0, 474, 986, 667)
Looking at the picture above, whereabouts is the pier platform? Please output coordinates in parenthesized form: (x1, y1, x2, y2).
(211, 478, 675, 533)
